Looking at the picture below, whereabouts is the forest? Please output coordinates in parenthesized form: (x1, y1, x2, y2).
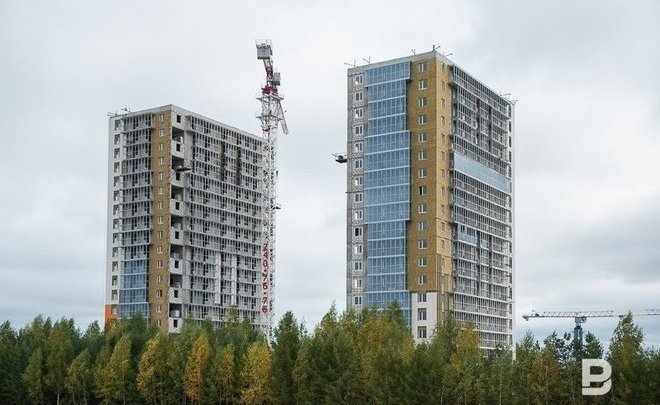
(0, 304, 658, 404)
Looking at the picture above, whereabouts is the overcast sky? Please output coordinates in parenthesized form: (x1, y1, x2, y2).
(0, 0, 658, 348)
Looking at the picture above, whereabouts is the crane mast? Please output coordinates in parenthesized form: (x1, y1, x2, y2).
(256, 41, 287, 333)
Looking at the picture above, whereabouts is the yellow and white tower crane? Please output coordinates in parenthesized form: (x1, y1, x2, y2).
(522, 308, 660, 342)
(256, 41, 288, 333)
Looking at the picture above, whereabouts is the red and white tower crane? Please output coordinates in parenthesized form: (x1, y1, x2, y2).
(256, 41, 288, 332)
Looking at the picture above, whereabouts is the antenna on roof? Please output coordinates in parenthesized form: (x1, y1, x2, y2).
(433, 44, 439, 52)
(411, 49, 416, 55)
(362, 57, 371, 64)
(444, 52, 453, 57)
(344, 60, 357, 67)
(120, 106, 131, 114)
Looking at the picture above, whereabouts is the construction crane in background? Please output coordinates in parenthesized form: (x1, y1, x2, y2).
(256, 41, 288, 334)
(522, 309, 660, 342)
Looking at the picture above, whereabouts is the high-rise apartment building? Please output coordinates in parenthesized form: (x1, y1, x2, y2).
(105, 105, 271, 333)
(346, 52, 515, 349)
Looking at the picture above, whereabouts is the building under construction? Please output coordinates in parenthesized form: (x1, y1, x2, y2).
(345, 50, 515, 349)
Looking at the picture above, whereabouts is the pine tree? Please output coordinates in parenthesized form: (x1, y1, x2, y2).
(23, 348, 45, 404)
(240, 339, 273, 404)
(137, 333, 167, 404)
(97, 334, 133, 404)
(184, 331, 212, 403)
(271, 311, 302, 404)
(65, 349, 92, 405)
(46, 318, 78, 405)
(449, 323, 482, 405)
(216, 344, 236, 404)
(608, 312, 647, 404)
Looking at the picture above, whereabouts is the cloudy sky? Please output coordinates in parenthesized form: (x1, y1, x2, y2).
(1, 0, 658, 347)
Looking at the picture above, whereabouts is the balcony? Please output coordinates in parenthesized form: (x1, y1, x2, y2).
(170, 228, 184, 245)
(169, 258, 185, 275)
(170, 199, 184, 216)
(172, 140, 184, 159)
(171, 171, 185, 188)
(168, 317, 182, 333)
(169, 287, 182, 304)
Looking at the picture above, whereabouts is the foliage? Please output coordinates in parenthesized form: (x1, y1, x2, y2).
(2, 309, 659, 404)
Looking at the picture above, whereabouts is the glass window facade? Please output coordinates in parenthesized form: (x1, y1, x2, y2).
(364, 61, 411, 324)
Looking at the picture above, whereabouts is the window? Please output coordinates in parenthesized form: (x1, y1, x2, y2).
(419, 186, 427, 196)
(441, 204, 445, 214)
(159, 128, 164, 137)
(418, 115, 427, 125)
(157, 201, 163, 210)
(156, 304, 162, 313)
(354, 296, 362, 305)
(354, 193, 363, 203)
(355, 74, 363, 85)
(354, 210, 363, 220)
(418, 168, 427, 178)
(418, 326, 427, 339)
(441, 98, 445, 108)
(418, 97, 427, 107)
(353, 279, 363, 288)
(418, 150, 427, 160)
(156, 289, 163, 298)
(355, 92, 363, 102)
(441, 222, 445, 231)
(113, 162, 120, 173)
(418, 239, 428, 249)
(111, 276, 118, 286)
(419, 292, 427, 303)
(440, 151, 445, 161)
(354, 227, 363, 237)
(353, 176, 363, 186)
(419, 62, 428, 72)
(354, 142, 363, 153)
(441, 240, 446, 250)
(354, 159, 363, 169)
(159, 157, 164, 166)
(157, 260, 163, 268)
(354, 261, 363, 270)
(418, 79, 427, 90)
(158, 187, 163, 195)
(159, 172, 164, 181)
(418, 203, 427, 214)
(418, 132, 427, 142)
(440, 81, 445, 91)
(111, 290, 118, 300)
(157, 246, 163, 254)
(159, 114, 164, 122)
(156, 275, 162, 283)
(440, 169, 445, 179)
(353, 244, 363, 255)
(114, 134, 120, 144)
(418, 308, 427, 321)
(157, 231, 163, 239)
(354, 125, 364, 136)
(418, 274, 427, 284)
(176, 114, 181, 123)
(441, 116, 446, 126)
(159, 143, 164, 151)
(157, 216, 163, 224)
(442, 133, 446, 143)
(355, 108, 363, 119)
(113, 148, 120, 159)
(418, 221, 426, 231)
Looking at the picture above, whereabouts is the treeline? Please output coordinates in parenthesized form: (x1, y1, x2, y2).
(1, 304, 658, 404)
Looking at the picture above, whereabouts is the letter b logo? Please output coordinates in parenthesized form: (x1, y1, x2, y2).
(582, 359, 612, 396)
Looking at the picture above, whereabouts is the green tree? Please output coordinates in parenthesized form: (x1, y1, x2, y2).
(450, 323, 482, 405)
(240, 339, 273, 404)
(184, 331, 213, 403)
(512, 331, 540, 404)
(271, 311, 302, 404)
(216, 344, 236, 404)
(97, 334, 133, 404)
(532, 332, 565, 404)
(0, 321, 22, 402)
(608, 312, 647, 404)
(358, 302, 414, 403)
(23, 348, 45, 404)
(66, 349, 92, 405)
(46, 318, 78, 404)
(137, 333, 168, 404)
